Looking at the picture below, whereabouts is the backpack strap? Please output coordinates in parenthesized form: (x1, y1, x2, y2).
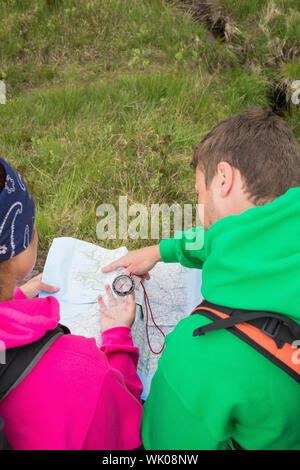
(0, 324, 70, 401)
(191, 301, 300, 384)
(0, 416, 11, 450)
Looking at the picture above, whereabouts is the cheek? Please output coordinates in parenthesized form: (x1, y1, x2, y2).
(28, 241, 37, 270)
(196, 180, 207, 205)
(197, 192, 206, 226)
(197, 192, 204, 205)
(202, 191, 217, 229)
(15, 243, 37, 281)
(17, 256, 34, 280)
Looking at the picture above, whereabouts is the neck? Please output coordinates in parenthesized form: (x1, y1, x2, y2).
(235, 198, 256, 214)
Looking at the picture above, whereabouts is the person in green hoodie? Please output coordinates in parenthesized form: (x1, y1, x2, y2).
(102, 107, 300, 450)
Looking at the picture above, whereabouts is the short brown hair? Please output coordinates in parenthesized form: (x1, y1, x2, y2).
(192, 107, 300, 204)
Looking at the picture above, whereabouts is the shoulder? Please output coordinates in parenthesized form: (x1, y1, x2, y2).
(40, 333, 110, 376)
(161, 313, 300, 397)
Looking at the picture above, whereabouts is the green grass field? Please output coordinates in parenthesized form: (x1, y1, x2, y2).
(0, 0, 299, 269)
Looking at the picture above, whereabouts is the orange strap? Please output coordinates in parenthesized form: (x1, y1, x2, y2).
(192, 304, 300, 382)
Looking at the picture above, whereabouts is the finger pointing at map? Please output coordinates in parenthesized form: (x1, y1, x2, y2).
(101, 244, 161, 278)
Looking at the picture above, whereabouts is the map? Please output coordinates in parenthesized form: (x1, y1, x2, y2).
(39, 237, 203, 399)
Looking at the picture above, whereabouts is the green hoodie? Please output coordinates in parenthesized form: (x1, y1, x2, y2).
(142, 187, 300, 450)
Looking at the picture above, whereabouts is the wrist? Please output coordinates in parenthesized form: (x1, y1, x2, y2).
(102, 325, 131, 335)
(101, 320, 133, 333)
(151, 244, 161, 263)
(19, 285, 30, 298)
(101, 326, 134, 346)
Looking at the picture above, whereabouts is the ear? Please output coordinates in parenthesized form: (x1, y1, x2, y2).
(216, 162, 234, 198)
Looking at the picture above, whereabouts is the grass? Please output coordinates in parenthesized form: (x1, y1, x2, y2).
(0, 0, 299, 269)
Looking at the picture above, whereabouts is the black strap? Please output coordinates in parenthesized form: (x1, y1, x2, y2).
(192, 301, 300, 384)
(0, 324, 70, 401)
(193, 301, 300, 349)
(227, 438, 244, 451)
(0, 416, 11, 450)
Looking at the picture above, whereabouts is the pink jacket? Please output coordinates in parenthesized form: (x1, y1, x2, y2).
(0, 288, 143, 450)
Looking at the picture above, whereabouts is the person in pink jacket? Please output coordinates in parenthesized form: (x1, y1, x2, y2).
(0, 157, 143, 450)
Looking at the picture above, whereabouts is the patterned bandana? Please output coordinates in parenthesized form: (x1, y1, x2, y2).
(0, 158, 35, 262)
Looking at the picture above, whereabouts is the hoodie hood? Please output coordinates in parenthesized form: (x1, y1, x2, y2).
(202, 187, 300, 323)
(0, 295, 60, 349)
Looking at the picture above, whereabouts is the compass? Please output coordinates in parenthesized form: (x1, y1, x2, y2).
(112, 274, 135, 297)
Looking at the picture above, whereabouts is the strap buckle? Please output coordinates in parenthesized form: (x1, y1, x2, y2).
(262, 317, 281, 339)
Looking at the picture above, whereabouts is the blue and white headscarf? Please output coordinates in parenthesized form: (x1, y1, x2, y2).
(0, 158, 35, 262)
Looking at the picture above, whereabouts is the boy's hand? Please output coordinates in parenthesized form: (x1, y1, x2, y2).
(101, 244, 161, 278)
(20, 273, 60, 299)
(99, 284, 136, 332)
